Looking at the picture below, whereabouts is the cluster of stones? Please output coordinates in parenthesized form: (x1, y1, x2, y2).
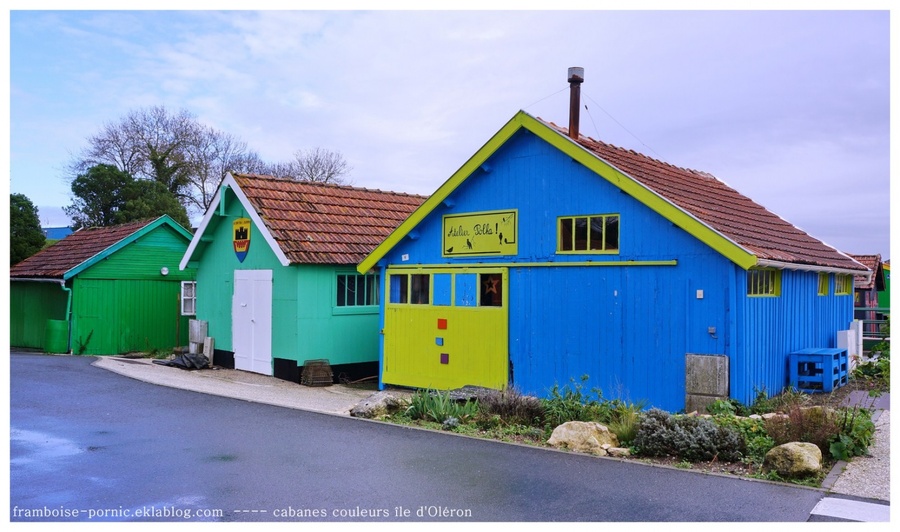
(546, 421, 631, 457)
(351, 390, 830, 479)
(349, 390, 407, 419)
(547, 408, 830, 479)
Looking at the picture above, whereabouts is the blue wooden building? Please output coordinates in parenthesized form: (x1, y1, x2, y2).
(359, 85, 869, 412)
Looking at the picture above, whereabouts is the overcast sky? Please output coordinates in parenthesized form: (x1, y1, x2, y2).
(5, 4, 893, 260)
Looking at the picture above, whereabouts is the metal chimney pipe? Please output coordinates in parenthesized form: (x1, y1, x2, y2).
(567, 67, 584, 140)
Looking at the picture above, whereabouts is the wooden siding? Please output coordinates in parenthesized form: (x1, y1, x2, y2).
(195, 188, 381, 367)
(70, 278, 189, 355)
(376, 128, 854, 411)
(730, 268, 855, 405)
(9, 281, 69, 349)
(379, 130, 738, 411)
(78, 224, 195, 281)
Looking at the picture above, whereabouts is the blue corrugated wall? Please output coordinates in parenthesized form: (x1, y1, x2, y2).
(731, 269, 854, 405)
(380, 129, 853, 411)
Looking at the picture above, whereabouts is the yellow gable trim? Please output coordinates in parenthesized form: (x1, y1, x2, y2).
(357, 111, 758, 273)
(357, 113, 525, 273)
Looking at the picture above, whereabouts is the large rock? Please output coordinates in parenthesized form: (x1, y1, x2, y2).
(764, 442, 823, 478)
(350, 391, 403, 419)
(547, 421, 619, 456)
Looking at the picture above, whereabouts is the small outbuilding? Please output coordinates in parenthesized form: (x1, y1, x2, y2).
(179, 173, 424, 382)
(358, 74, 869, 412)
(10, 215, 196, 355)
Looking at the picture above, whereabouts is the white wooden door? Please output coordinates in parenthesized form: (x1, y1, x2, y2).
(232, 269, 273, 375)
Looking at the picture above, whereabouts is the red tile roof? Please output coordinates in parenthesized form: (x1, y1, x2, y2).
(232, 174, 426, 265)
(10, 219, 158, 279)
(544, 120, 867, 272)
(849, 254, 883, 289)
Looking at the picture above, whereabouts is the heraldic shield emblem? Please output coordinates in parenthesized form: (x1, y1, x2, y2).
(233, 218, 251, 262)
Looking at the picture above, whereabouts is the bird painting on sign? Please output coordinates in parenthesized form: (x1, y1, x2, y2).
(443, 210, 518, 257)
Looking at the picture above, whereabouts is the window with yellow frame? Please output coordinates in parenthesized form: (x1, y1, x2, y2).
(817, 272, 830, 296)
(835, 274, 853, 295)
(747, 268, 781, 297)
(557, 214, 619, 253)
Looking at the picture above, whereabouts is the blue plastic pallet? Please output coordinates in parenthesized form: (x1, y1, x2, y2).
(789, 347, 848, 393)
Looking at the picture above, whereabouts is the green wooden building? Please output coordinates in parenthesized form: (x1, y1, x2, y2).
(10, 216, 196, 355)
(178, 173, 424, 382)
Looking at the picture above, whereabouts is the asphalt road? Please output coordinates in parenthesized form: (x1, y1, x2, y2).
(10, 352, 830, 523)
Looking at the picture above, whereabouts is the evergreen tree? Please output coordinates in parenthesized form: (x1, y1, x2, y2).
(10, 193, 46, 265)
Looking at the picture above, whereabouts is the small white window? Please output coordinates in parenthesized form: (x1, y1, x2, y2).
(181, 281, 197, 316)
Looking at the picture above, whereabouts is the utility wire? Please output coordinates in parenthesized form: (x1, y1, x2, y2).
(584, 92, 664, 160)
(525, 85, 665, 160)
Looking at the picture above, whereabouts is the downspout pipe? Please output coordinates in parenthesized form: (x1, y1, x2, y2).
(13, 277, 73, 353)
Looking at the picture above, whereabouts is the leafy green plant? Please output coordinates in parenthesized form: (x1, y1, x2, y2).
(706, 398, 749, 417)
(829, 407, 875, 461)
(749, 386, 810, 415)
(405, 389, 478, 425)
(541, 375, 598, 426)
(74, 330, 94, 355)
(711, 413, 775, 466)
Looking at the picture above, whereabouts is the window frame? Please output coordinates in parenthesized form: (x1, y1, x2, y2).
(747, 268, 781, 297)
(180, 281, 197, 316)
(388, 272, 431, 305)
(334, 272, 380, 315)
(817, 272, 830, 296)
(557, 214, 620, 254)
(386, 269, 506, 309)
(835, 274, 853, 296)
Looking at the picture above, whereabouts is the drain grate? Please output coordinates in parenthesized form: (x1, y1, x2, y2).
(300, 359, 333, 387)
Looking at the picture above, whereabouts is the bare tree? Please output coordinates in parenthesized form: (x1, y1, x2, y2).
(65, 106, 352, 224)
(266, 147, 351, 184)
(67, 106, 200, 188)
(183, 126, 266, 215)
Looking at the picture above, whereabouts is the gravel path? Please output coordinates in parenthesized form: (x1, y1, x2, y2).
(828, 409, 890, 501)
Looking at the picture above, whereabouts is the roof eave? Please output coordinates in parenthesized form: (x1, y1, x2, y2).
(179, 173, 291, 270)
(756, 258, 873, 282)
(64, 215, 189, 280)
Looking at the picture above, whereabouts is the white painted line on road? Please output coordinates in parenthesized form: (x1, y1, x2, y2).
(812, 497, 890, 522)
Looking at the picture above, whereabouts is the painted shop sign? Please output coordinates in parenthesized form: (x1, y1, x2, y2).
(233, 218, 251, 262)
(443, 210, 518, 257)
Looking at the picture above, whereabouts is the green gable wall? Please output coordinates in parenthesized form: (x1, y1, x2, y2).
(68, 223, 195, 355)
(77, 224, 195, 281)
(193, 187, 380, 370)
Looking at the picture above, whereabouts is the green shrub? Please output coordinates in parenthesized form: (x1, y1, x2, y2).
(477, 387, 545, 426)
(711, 413, 775, 466)
(763, 404, 876, 461)
(706, 398, 751, 417)
(749, 386, 810, 415)
(541, 375, 598, 426)
(829, 407, 876, 461)
(405, 389, 478, 425)
(633, 408, 746, 462)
